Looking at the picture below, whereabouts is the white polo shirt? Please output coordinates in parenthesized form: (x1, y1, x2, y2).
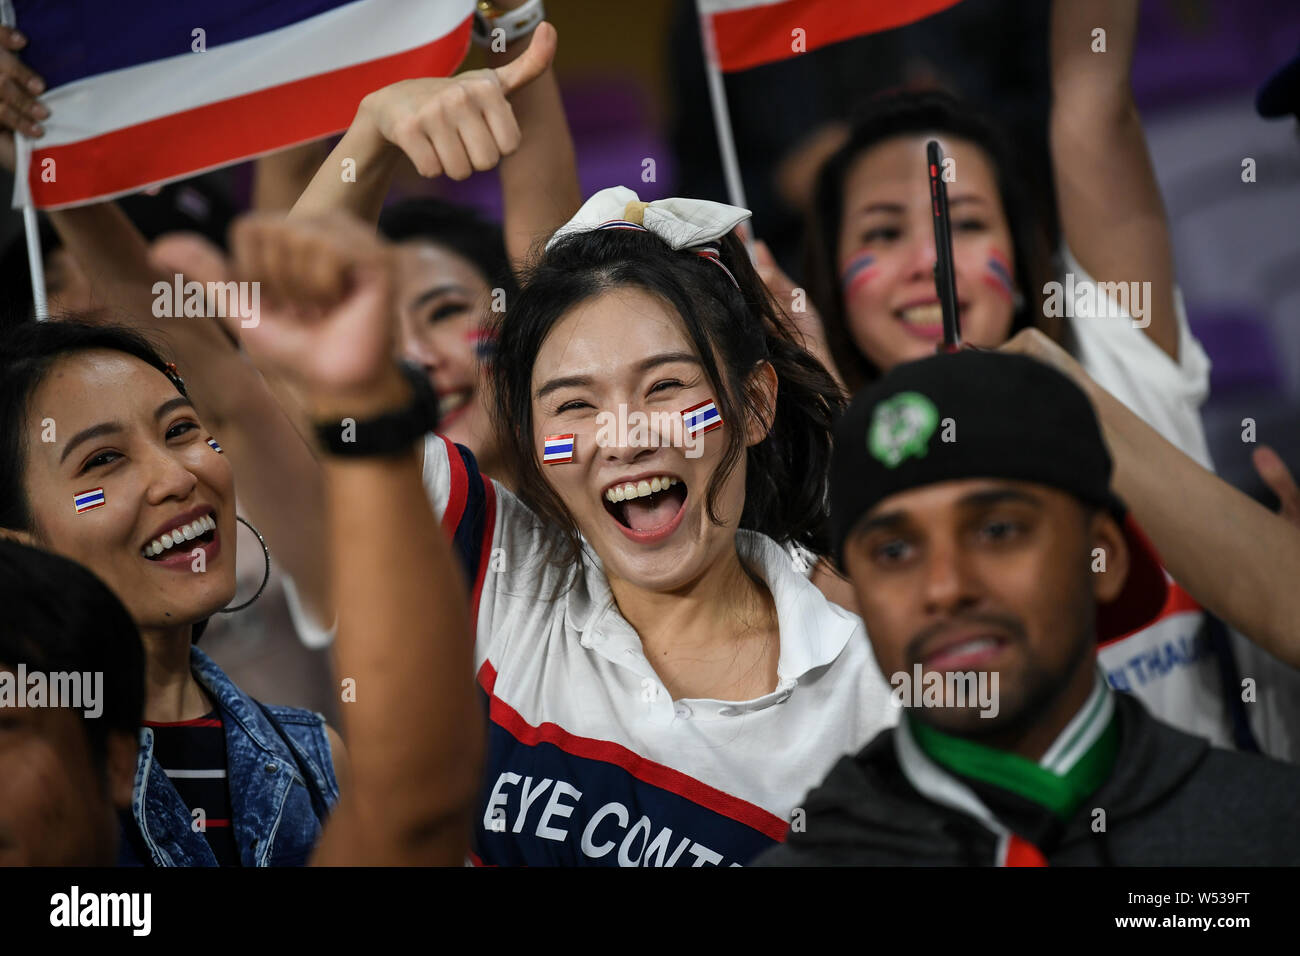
(416, 434, 896, 866)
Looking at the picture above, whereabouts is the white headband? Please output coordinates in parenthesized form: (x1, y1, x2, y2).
(546, 187, 751, 288)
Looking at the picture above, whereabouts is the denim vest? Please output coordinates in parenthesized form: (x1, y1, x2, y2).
(118, 646, 340, 867)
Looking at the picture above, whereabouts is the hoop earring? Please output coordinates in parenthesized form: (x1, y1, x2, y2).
(219, 515, 271, 614)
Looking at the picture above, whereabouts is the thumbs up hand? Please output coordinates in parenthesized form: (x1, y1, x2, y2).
(357, 21, 556, 181)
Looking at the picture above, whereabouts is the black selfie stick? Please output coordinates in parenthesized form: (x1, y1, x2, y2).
(927, 140, 962, 351)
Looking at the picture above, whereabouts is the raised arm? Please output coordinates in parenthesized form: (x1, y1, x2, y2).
(1051, 0, 1179, 359)
(483, 11, 580, 267)
(251, 141, 333, 212)
(1003, 329, 1300, 666)
(289, 20, 561, 245)
(219, 213, 481, 865)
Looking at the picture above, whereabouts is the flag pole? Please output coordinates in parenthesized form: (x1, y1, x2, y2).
(696, 8, 755, 256)
(21, 196, 48, 321)
(0, 3, 46, 321)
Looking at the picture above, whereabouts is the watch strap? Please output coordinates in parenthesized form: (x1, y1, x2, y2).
(313, 363, 441, 458)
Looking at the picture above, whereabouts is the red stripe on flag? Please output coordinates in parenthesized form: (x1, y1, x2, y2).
(709, 0, 962, 73)
(28, 17, 471, 208)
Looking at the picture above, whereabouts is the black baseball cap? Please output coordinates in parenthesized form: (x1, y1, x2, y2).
(830, 350, 1168, 643)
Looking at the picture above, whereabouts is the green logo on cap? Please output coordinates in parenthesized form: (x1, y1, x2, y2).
(868, 392, 939, 468)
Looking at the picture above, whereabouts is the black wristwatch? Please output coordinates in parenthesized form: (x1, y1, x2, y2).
(313, 362, 441, 458)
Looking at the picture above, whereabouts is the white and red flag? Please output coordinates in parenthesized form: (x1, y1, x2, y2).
(10, 0, 474, 209)
(696, 0, 963, 73)
(692, 0, 964, 214)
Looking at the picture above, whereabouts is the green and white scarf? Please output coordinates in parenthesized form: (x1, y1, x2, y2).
(894, 671, 1118, 865)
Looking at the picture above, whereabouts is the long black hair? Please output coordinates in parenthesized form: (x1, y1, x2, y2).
(491, 223, 844, 574)
(806, 89, 1060, 392)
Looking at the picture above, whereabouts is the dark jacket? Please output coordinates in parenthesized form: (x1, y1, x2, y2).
(119, 647, 339, 867)
(756, 692, 1300, 866)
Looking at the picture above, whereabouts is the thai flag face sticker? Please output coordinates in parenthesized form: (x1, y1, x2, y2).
(74, 488, 106, 514)
(682, 399, 723, 437)
(467, 328, 496, 362)
(841, 251, 877, 299)
(543, 434, 575, 464)
(207, 438, 223, 453)
(984, 249, 1015, 301)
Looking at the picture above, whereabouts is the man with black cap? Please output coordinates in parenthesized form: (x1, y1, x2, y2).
(756, 350, 1300, 866)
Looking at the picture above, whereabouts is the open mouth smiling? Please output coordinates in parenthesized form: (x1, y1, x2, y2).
(893, 299, 969, 339)
(139, 506, 218, 564)
(601, 473, 689, 543)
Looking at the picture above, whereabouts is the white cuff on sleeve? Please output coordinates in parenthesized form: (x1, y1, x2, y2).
(281, 574, 337, 650)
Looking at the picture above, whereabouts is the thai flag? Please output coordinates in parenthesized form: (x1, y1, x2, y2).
(841, 252, 877, 297)
(682, 399, 723, 437)
(207, 438, 223, 453)
(697, 0, 963, 73)
(543, 434, 574, 464)
(984, 249, 1015, 301)
(73, 487, 106, 514)
(11, 0, 474, 209)
(467, 328, 497, 362)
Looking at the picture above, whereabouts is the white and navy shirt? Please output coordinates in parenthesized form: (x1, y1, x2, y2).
(420, 435, 898, 866)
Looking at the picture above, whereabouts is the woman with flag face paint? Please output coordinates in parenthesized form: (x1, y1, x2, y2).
(378, 199, 520, 485)
(801, 0, 1212, 470)
(227, 190, 898, 867)
(0, 321, 343, 866)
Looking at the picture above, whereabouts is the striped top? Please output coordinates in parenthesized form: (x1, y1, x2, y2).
(421, 436, 898, 866)
(143, 711, 241, 866)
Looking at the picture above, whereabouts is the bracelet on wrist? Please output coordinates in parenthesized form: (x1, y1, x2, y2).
(312, 362, 441, 458)
(471, 0, 545, 49)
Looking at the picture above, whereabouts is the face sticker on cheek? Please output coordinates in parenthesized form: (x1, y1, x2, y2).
(542, 433, 575, 464)
(467, 328, 497, 363)
(841, 251, 878, 302)
(206, 437, 223, 453)
(681, 398, 722, 438)
(982, 249, 1016, 302)
(73, 487, 106, 514)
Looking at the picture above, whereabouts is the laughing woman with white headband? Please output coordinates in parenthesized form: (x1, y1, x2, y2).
(219, 190, 898, 866)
